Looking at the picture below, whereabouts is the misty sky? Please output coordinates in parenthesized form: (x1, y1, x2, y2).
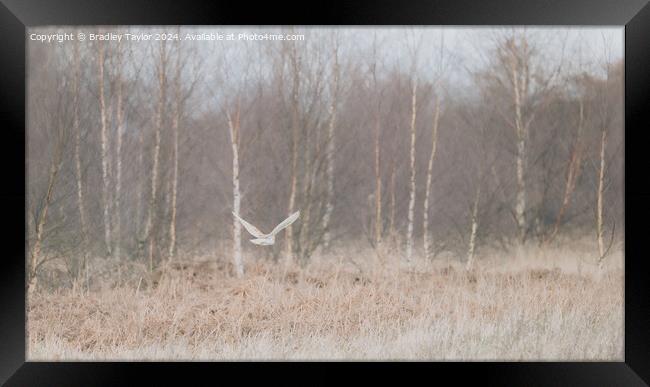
(30, 26, 623, 96)
(176, 26, 623, 98)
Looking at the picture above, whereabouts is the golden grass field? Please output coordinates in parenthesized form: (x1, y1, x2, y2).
(27, 239, 624, 361)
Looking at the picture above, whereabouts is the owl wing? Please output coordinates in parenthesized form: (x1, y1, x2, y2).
(232, 212, 266, 238)
(270, 211, 300, 236)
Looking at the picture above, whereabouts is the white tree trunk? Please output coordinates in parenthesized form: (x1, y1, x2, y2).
(72, 39, 88, 279)
(97, 40, 113, 257)
(466, 183, 481, 271)
(145, 40, 166, 272)
(135, 127, 145, 236)
(114, 43, 124, 261)
(168, 42, 181, 261)
(369, 35, 383, 249)
(406, 77, 418, 262)
(597, 128, 607, 271)
(299, 121, 313, 262)
(373, 109, 382, 248)
(321, 45, 338, 251)
(514, 134, 527, 243)
(285, 125, 298, 267)
(422, 95, 441, 259)
(227, 107, 244, 277)
(514, 131, 527, 243)
(285, 44, 300, 267)
(512, 67, 528, 244)
(508, 35, 531, 244)
(389, 163, 396, 238)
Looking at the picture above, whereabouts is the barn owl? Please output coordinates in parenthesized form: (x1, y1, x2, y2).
(232, 211, 300, 245)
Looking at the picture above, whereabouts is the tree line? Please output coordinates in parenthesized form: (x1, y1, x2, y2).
(27, 27, 623, 290)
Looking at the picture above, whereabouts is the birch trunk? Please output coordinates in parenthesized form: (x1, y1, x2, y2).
(135, 127, 145, 236)
(285, 45, 300, 267)
(388, 162, 396, 239)
(466, 183, 481, 271)
(168, 42, 181, 261)
(422, 95, 441, 259)
(321, 44, 338, 251)
(513, 67, 528, 244)
(227, 105, 244, 277)
(286, 152, 297, 266)
(508, 35, 530, 245)
(597, 128, 607, 270)
(72, 39, 88, 279)
(373, 107, 382, 248)
(368, 35, 383, 249)
(114, 42, 124, 261)
(514, 142, 528, 248)
(97, 40, 113, 256)
(145, 40, 166, 272)
(406, 77, 418, 262)
(299, 121, 313, 262)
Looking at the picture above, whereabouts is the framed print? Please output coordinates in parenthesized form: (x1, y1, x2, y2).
(1, 0, 649, 385)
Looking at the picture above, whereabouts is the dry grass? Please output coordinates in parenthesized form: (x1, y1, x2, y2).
(27, 240, 624, 361)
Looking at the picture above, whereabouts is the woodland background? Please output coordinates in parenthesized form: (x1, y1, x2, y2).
(26, 27, 624, 360)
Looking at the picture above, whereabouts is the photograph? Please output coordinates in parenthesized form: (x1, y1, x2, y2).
(26, 26, 624, 361)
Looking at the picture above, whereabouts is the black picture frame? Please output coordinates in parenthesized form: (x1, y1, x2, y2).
(1, 0, 648, 385)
